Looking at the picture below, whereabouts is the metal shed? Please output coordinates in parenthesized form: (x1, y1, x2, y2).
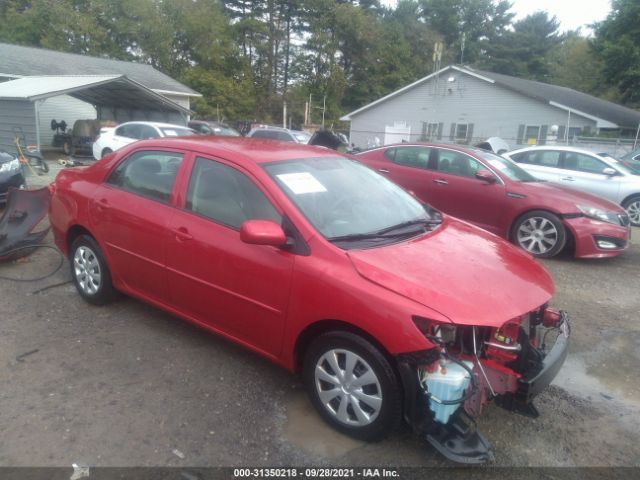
(0, 75, 191, 152)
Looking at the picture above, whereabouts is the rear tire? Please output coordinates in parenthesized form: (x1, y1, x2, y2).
(622, 196, 640, 226)
(101, 148, 113, 159)
(70, 235, 117, 305)
(512, 210, 566, 258)
(303, 331, 402, 441)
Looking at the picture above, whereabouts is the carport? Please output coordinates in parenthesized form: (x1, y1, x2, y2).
(0, 75, 191, 151)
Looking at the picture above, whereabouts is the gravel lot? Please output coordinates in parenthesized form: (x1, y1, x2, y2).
(1, 157, 639, 469)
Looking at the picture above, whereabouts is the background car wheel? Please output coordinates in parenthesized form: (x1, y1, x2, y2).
(101, 148, 113, 158)
(63, 140, 71, 156)
(512, 210, 566, 258)
(303, 331, 401, 441)
(70, 235, 117, 305)
(622, 196, 640, 226)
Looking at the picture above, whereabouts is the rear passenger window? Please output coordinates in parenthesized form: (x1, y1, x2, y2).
(511, 151, 560, 167)
(391, 147, 430, 169)
(107, 151, 183, 203)
(185, 157, 281, 229)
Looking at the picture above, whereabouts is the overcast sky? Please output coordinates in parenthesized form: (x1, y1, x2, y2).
(380, 0, 612, 33)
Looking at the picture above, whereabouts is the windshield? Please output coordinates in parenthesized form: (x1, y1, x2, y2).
(160, 127, 195, 137)
(264, 157, 441, 248)
(475, 150, 538, 182)
(213, 126, 241, 136)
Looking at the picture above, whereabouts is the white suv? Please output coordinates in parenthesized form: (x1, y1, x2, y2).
(504, 145, 640, 225)
(92, 121, 195, 160)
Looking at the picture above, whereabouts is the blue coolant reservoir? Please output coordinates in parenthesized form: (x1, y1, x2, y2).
(424, 360, 473, 424)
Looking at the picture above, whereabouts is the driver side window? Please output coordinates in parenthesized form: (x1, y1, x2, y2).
(435, 150, 488, 178)
(185, 157, 281, 229)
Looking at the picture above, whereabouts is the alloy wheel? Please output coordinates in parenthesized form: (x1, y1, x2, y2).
(73, 246, 102, 295)
(314, 349, 383, 427)
(626, 200, 640, 225)
(516, 216, 559, 255)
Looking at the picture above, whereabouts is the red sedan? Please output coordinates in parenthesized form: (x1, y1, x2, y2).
(49, 137, 569, 463)
(356, 143, 630, 258)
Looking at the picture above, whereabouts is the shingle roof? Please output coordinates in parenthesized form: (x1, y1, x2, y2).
(468, 67, 640, 129)
(0, 42, 198, 96)
(341, 65, 640, 129)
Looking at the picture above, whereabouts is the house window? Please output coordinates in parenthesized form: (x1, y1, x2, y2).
(525, 125, 541, 145)
(455, 123, 468, 141)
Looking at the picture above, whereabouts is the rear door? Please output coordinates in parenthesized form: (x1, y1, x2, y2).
(508, 149, 562, 182)
(164, 155, 295, 356)
(89, 149, 185, 301)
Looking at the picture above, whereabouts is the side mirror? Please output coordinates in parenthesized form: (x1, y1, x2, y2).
(602, 167, 617, 176)
(240, 220, 287, 247)
(475, 169, 497, 183)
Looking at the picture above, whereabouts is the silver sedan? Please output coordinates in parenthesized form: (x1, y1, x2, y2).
(504, 146, 640, 225)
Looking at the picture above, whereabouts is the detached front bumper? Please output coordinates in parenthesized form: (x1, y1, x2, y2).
(518, 311, 570, 403)
(563, 216, 629, 258)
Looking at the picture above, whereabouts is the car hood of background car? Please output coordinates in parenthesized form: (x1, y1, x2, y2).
(346, 218, 554, 327)
(512, 180, 624, 212)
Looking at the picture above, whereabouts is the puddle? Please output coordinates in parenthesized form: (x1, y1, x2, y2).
(282, 392, 365, 458)
(553, 355, 640, 410)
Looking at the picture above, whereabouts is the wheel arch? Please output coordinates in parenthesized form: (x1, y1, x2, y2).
(293, 319, 397, 375)
(66, 224, 96, 255)
(621, 192, 640, 207)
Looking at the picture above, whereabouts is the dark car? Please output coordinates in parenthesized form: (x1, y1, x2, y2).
(70, 119, 101, 157)
(188, 120, 241, 137)
(0, 151, 26, 204)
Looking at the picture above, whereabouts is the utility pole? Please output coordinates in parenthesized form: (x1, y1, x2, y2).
(460, 32, 466, 65)
(322, 95, 326, 128)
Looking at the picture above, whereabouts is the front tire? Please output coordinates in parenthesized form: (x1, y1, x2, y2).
(622, 196, 640, 226)
(70, 235, 117, 305)
(303, 331, 402, 441)
(512, 210, 566, 258)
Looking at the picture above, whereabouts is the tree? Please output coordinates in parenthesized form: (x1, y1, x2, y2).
(593, 0, 640, 106)
(479, 11, 564, 80)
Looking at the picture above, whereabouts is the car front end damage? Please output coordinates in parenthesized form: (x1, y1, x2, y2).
(397, 305, 570, 464)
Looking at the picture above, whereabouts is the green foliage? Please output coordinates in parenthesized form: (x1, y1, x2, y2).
(593, 0, 640, 107)
(479, 11, 564, 80)
(0, 0, 630, 121)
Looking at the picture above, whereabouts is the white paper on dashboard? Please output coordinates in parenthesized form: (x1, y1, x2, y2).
(276, 172, 327, 194)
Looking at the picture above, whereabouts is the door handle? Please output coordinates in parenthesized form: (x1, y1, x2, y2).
(173, 227, 193, 242)
(378, 168, 390, 174)
(96, 198, 109, 211)
(561, 176, 575, 181)
(433, 179, 448, 185)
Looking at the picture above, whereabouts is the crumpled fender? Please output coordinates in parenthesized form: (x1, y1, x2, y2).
(0, 187, 51, 261)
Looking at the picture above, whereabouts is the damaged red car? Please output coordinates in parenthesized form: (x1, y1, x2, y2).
(48, 137, 570, 463)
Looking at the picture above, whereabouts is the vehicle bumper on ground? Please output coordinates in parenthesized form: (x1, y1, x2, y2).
(0, 170, 26, 204)
(563, 216, 630, 258)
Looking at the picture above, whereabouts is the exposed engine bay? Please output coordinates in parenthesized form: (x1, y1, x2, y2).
(398, 305, 570, 464)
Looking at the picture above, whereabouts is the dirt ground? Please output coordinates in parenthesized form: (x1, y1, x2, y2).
(1, 156, 639, 469)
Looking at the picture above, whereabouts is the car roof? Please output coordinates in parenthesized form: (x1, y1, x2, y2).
(506, 145, 604, 156)
(119, 121, 191, 129)
(136, 136, 340, 164)
(357, 142, 489, 157)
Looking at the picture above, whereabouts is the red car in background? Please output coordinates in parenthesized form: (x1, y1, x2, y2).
(49, 137, 570, 463)
(356, 143, 630, 258)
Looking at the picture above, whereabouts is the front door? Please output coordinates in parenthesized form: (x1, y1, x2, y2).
(165, 156, 295, 356)
(426, 147, 506, 235)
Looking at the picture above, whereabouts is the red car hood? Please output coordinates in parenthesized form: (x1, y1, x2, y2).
(347, 218, 554, 327)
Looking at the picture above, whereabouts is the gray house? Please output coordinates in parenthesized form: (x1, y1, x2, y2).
(341, 65, 640, 150)
(0, 42, 200, 150)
